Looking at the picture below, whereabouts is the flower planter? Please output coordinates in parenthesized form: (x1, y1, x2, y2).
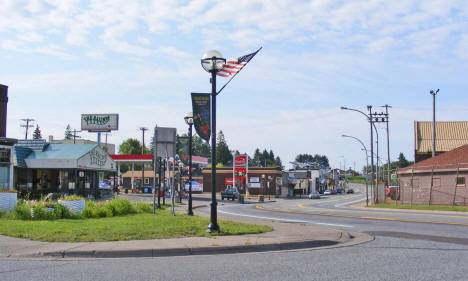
(58, 199, 85, 214)
(0, 192, 17, 212)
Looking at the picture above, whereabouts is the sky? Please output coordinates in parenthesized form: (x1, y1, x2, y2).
(1, 0, 468, 171)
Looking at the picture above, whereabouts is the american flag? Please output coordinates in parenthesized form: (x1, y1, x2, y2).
(217, 48, 261, 78)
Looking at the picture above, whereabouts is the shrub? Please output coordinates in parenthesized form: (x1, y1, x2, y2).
(105, 199, 135, 216)
(56, 203, 74, 219)
(13, 201, 32, 220)
(31, 206, 57, 220)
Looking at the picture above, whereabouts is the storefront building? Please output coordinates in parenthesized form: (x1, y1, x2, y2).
(14, 140, 116, 198)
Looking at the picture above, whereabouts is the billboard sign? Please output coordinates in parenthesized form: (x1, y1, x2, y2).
(81, 114, 119, 131)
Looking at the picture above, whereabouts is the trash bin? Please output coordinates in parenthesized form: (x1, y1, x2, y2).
(238, 194, 244, 204)
(258, 195, 264, 202)
(125, 189, 128, 194)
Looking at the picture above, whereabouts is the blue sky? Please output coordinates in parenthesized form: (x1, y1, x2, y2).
(1, 0, 468, 170)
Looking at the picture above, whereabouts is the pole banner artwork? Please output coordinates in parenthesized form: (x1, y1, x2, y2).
(191, 93, 211, 142)
(177, 136, 190, 164)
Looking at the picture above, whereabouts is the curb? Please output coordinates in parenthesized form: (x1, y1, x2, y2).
(38, 239, 341, 259)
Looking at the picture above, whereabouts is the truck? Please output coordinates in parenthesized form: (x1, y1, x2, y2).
(221, 187, 240, 201)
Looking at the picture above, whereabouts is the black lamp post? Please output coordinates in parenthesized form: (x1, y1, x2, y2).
(184, 112, 194, 216)
(201, 50, 226, 233)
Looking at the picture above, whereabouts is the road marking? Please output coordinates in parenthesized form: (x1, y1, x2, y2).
(258, 205, 468, 226)
(218, 209, 353, 228)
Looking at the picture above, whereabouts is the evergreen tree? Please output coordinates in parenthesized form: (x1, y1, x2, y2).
(64, 124, 72, 140)
(33, 125, 42, 140)
(216, 130, 231, 165)
(397, 152, 410, 168)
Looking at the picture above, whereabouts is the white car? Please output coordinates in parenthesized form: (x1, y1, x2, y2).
(323, 190, 332, 195)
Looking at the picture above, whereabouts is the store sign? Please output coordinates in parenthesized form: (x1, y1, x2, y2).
(235, 155, 247, 166)
(249, 177, 259, 183)
(90, 148, 107, 166)
(248, 183, 261, 188)
(81, 113, 119, 131)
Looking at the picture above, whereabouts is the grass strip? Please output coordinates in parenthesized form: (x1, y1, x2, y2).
(0, 211, 272, 242)
(369, 203, 468, 212)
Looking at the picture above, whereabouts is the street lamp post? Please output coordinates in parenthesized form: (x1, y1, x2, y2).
(184, 112, 194, 216)
(430, 89, 439, 158)
(342, 134, 369, 206)
(201, 50, 226, 233)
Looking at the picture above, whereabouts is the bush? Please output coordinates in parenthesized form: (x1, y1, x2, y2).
(13, 201, 32, 220)
(56, 203, 75, 219)
(104, 199, 135, 216)
(31, 206, 57, 220)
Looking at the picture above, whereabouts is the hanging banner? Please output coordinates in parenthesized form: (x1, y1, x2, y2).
(177, 136, 190, 163)
(191, 93, 211, 142)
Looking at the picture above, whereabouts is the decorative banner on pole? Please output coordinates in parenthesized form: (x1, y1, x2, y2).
(177, 136, 190, 164)
(191, 93, 211, 142)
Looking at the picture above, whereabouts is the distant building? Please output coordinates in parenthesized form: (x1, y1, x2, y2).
(48, 135, 115, 154)
(414, 121, 468, 163)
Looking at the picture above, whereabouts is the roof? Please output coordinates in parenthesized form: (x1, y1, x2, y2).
(26, 144, 97, 160)
(110, 154, 209, 165)
(399, 144, 468, 174)
(415, 121, 468, 154)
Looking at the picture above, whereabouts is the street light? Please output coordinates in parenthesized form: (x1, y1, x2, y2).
(342, 134, 369, 206)
(184, 112, 194, 216)
(341, 106, 380, 203)
(201, 50, 226, 233)
(430, 89, 439, 158)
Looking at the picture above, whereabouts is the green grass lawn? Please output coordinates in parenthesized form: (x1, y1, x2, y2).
(0, 210, 272, 242)
(369, 203, 468, 212)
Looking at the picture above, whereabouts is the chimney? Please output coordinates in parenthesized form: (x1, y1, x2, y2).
(0, 84, 8, 138)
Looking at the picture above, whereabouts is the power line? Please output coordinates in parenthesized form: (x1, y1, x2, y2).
(20, 118, 35, 139)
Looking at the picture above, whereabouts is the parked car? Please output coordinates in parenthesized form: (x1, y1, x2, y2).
(221, 187, 240, 200)
(308, 191, 321, 199)
(347, 188, 354, 194)
(336, 188, 345, 194)
(330, 189, 337, 195)
(323, 190, 332, 195)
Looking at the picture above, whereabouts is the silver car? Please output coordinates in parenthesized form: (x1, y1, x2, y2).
(308, 191, 321, 199)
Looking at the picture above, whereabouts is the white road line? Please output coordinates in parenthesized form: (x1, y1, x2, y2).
(218, 209, 353, 228)
(334, 197, 368, 208)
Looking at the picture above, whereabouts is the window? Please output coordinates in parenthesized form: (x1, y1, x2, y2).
(456, 177, 465, 187)
(144, 178, 150, 184)
(432, 177, 441, 187)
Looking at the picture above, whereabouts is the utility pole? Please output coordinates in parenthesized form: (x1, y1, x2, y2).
(71, 129, 82, 144)
(20, 118, 34, 139)
(139, 127, 148, 193)
(367, 105, 375, 203)
(381, 105, 392, 187)
(430, 89, 439, 158)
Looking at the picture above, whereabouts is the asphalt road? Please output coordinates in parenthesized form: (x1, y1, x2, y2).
(1, 184, 467, 281)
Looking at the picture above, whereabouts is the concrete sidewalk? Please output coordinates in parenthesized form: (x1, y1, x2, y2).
(0, 196, 372, 260)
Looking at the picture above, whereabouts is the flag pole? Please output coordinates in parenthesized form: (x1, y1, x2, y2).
(217, 47, 262, 96)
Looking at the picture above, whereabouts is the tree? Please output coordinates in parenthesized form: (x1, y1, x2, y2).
(294, 154, 329, 169)
(216, 130, 231, 165)
(119, 138, 142, 155)
(397, 152, 410, 168)
(64, 124, 72, 140)
(33, 125, 42, 140)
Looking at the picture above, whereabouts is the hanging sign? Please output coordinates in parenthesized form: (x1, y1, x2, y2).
(191, 93, 211, 142)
